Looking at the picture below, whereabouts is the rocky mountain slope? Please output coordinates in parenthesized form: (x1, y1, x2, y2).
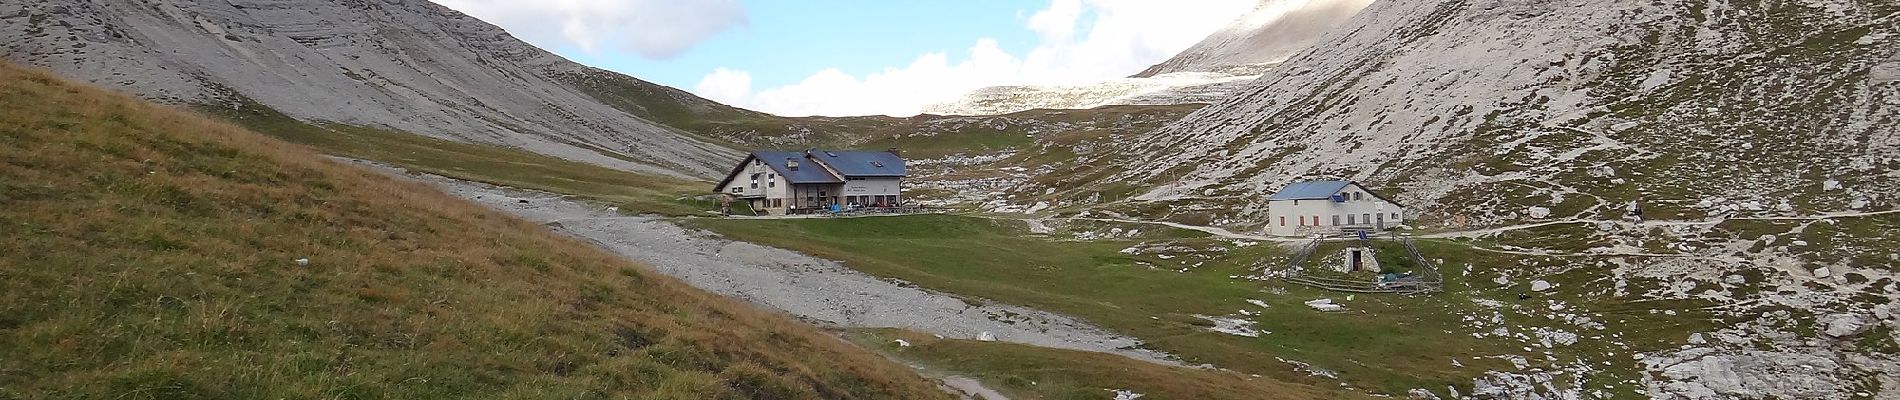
(924, 0, 1371, 116)
(0, 0, 739, 179)
(922, 68, 1265, 116)
(1003, 0, 1897, 398)
(1121, 0, 1899, 227)
(1132, 0, 1373, 78)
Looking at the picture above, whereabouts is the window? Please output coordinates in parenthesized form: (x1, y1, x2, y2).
(1313, 215, 1320, 226)
(1298, 216, 1306, 226)
(1332, 215, 1341, 226)
(1347, 214, 1356, 225)
(1279, 216, 1286, 226)
(1391, 212, 1400, 219)
(729, 187, 740, 194)
(1363, 213, 1371, 223)
(1353, 192, 1363, 201)
(769, 181, 775, 188)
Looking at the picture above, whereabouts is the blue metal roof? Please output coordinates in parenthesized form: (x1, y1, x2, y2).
(812, 150, 907, 177)
(720, 150, 909, 189)
(1267, 180, 1353, 200)
(752, 151, 843, 184)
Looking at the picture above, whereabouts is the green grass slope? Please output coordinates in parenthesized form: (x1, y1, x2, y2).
(193, 95, 717, 217)
(688, 214, 1724, 397)
(0, 63, 950, 399)
(851, 329, 1345, 400)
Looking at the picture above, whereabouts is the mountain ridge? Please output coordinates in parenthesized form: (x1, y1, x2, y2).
(1, 0, 742, 179)
(1131, 0, 1373, 78)
(923, 0, 1372, 117)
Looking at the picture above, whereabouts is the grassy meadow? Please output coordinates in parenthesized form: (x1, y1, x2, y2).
(193, 96, 716, 216)
(0, 62, 952, 399)
(688, 215, 1721, 397)
(850, 329, 1350, 400)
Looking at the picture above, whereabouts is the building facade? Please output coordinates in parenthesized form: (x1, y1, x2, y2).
(1266, 180, 1405, 236)
(713, 149, 906, 215)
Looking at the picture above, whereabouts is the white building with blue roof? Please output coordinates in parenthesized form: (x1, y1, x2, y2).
(1266, 180, 1405, 236)
(713, 149, 907, 215)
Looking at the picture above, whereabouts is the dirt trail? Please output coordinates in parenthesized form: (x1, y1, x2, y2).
(1053, 217, 1309, 242)
(1011, 210, 1897, 242)
(1425, 210, 1900, 238)
(941, 376, 1011, 400)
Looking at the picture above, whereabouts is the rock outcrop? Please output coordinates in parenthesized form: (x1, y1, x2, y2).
(1, 0, 739, 178)
(1119, 0, 1899, 225)
(1131, 0, 1373, 78)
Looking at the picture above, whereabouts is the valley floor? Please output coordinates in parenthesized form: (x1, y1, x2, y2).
(349, 159, 1167, 361)
(351, 160, 1360, 400)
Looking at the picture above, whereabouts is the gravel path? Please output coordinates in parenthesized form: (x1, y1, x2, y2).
(363, 162, 1177, 365)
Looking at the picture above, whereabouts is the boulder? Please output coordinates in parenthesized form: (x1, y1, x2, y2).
(1530, 280, 1554, 292)
(1305, 298, 1345, 312)
(977, 331, 997, 342)
(1822, 314, 1867, 338)
(1528, 207, 1552, 219)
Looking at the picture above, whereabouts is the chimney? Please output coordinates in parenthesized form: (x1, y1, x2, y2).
(785, 157, 799, 170)
(887, 147, 901, 156)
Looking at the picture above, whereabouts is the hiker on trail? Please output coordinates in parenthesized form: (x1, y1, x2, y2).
(719, 195, 732, 216)
(1628, 201, 1644, 223)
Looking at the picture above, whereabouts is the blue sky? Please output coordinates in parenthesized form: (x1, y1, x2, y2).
(430, 0, 1256, 116)
(570, 2, 1043, 93)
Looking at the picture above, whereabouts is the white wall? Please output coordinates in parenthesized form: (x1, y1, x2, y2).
(843, 177, 901, 196)
(717, 157, 908, 213)
(716, 157, 773, 198)
(1266, 184, 1404, 236)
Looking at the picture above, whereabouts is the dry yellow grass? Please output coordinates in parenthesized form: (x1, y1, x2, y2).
(0, 62, 950, 399)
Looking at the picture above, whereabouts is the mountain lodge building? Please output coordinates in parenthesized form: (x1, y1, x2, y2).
(1266, 180, 1404, 236)
(713, 149, 906, 215)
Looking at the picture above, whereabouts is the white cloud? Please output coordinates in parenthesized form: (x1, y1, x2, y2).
(698, 0, 1254, 117)
(701, 39, 1028, 118)
(694, 67, 753, 105)
(430, 0, 746, 59)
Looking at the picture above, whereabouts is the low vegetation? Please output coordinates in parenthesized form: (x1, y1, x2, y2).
(194, 96, 715, 216)
(689, 215, 1722, 397)
(0, 63, 950, 399)
(689, 216, 1455, 393)
(852, 329, 1347, 400)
